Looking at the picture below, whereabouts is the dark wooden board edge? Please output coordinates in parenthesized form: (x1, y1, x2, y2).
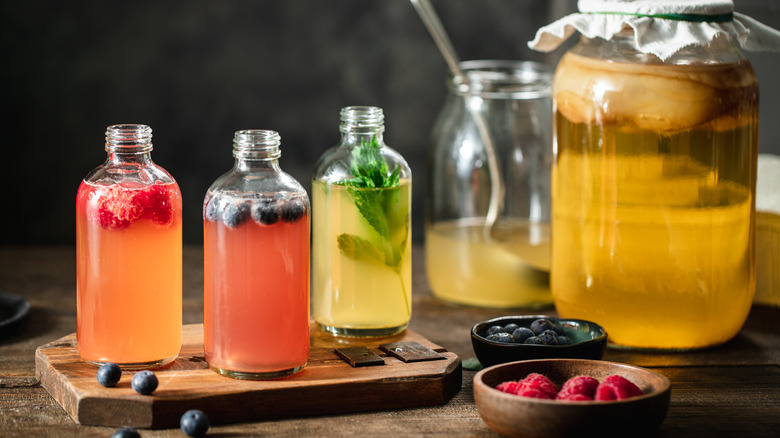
(35, 335, 85, 425)
(35, 325, 463, 429)
(148, 356, 462, 428)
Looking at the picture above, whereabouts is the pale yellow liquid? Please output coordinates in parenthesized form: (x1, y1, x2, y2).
(312, 181, 411, 336)
(755, 212, 780, 307)
(552, 52, 757, 350)
(426, 219, 552, 308)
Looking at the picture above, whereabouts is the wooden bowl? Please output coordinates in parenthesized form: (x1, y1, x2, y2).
(471, 315, 607, 367)
(473, 359, 671, 438)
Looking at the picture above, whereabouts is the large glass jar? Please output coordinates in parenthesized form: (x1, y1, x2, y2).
(312, 106, 412, 337)
(551, 30, 758, 350)
(426, 60, 553, 308)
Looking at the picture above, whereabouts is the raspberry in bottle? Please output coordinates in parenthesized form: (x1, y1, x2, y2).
(203, 130, 310, 379)
(76, 124, 182, 368)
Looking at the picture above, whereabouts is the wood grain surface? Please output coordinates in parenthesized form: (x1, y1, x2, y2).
(35, 324, 461, 428)
(2, 246, 780, 437)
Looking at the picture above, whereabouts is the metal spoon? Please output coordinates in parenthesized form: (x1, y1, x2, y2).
(410, 0, 504, 235)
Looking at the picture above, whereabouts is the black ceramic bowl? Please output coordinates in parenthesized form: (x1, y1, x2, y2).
(471, 315, 607, 367)
(0, 291, 30, 335)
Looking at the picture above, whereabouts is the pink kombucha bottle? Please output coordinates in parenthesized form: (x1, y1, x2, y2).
(203, 130, 310, 379)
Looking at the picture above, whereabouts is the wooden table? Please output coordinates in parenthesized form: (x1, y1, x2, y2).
(1, 246, 779, 437)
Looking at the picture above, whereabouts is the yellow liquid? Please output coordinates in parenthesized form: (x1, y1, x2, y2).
(552, 53, 758, 350)
(312, 181, 411, 336)
(755, 212, 780, 308)
(426, 219, 552, 308)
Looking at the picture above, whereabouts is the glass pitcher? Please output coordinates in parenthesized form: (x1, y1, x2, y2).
(426, 60, 554, 308)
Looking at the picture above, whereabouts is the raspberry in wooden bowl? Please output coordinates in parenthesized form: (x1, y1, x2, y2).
(473, 359, 671, 438)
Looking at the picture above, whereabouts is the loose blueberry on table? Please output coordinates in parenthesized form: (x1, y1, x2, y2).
(96, 362, 122, 387)
(131, 370, 158, 395)
(180, 409, 210, 437)
(112, 428, 141, 438)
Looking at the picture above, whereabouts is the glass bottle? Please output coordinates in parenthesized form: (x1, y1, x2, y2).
(76, 124, 182, 368)
(203, 130, 310, 379)
(312, 106, 412, 337)
(551, 30, 758, 350)
(426, 60, 553, 308)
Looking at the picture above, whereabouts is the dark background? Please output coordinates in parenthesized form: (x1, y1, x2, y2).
(2, 0, 779, 246)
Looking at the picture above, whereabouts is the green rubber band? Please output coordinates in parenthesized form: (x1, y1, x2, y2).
(583, 11, 734, 23)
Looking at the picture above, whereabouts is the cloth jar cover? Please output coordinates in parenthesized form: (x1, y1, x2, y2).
(528, 0, 780, 60)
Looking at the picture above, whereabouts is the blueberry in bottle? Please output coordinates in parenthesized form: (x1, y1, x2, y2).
(251, 198, 280, 225)
(222, 201, 250, 228)
(204, 195, 223, 222)
(281, 196, 306, 223)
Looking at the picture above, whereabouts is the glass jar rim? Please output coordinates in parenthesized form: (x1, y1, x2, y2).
(448, 60, 553, 99)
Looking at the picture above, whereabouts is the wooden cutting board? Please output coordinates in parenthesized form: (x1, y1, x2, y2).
(35, 323, 462, 429)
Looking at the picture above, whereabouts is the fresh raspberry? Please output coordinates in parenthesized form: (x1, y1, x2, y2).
(496, 380, 524, 395)
(94, 186, 142, 230)
(135, 184, 174, 226)
(517, 387, 555, 399)
(594, 375, 644, 401)
(518, 373, 558, 398)
(557, 393, 593, 401)
(495, 373, 558, 399)
(556, 375, 599, 401)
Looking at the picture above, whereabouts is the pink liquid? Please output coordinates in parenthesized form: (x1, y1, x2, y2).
(203, 209, 310, 377)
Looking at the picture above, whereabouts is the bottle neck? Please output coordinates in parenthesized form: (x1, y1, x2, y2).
(338, 106, 385, 148)
(105, 124, 154, 166)
(340, 130, 385, 147)
(232, 130, 282, 171)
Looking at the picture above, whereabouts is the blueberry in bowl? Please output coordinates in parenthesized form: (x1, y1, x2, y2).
(471, 315, 607, 367)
